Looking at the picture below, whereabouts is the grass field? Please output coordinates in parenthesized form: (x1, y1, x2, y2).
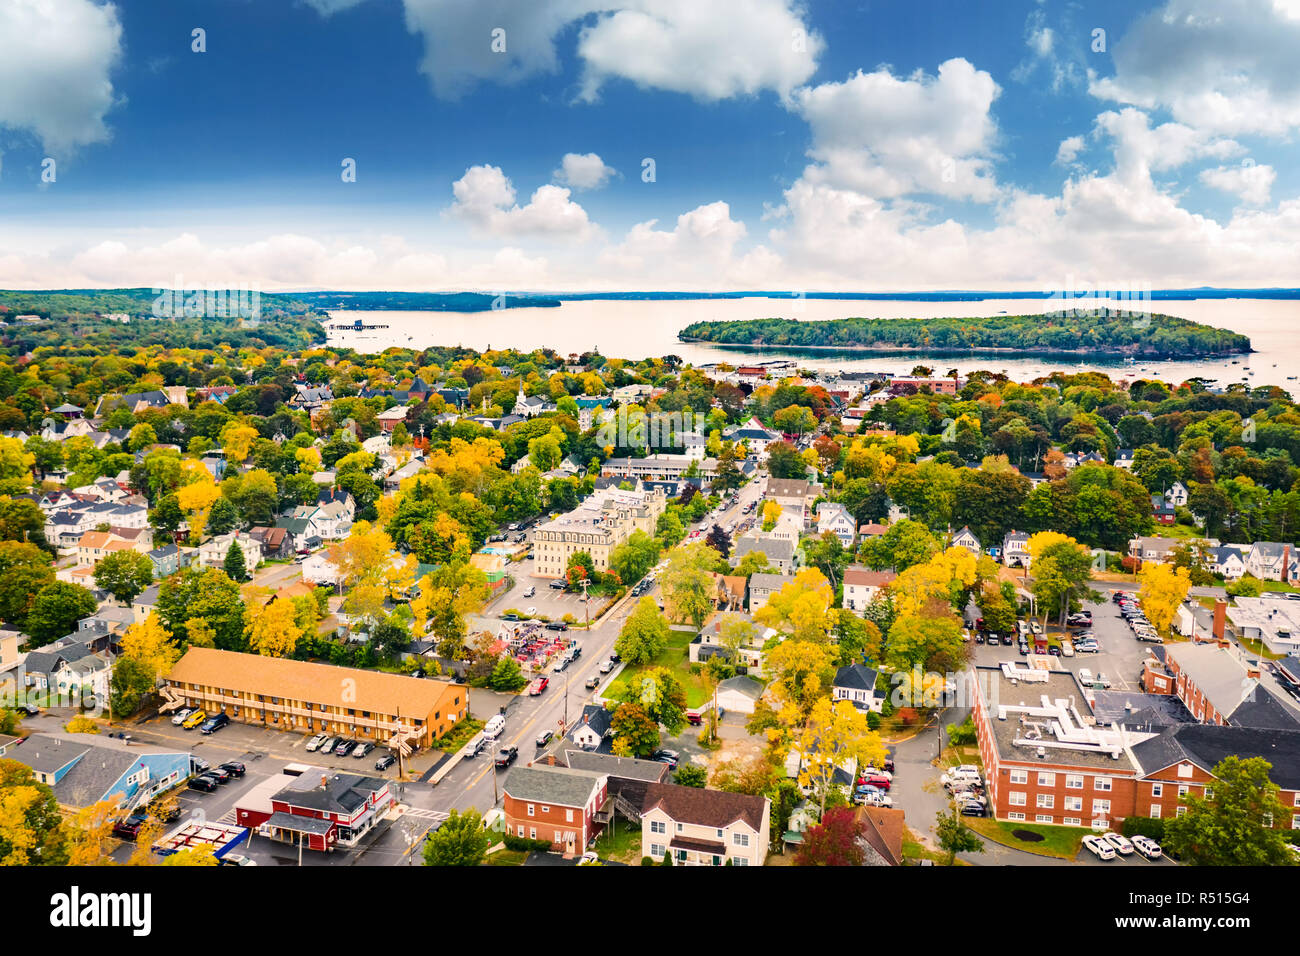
(607, 629, 713, 709)
(964, 817, 1089, 859)
(591, 818, 644, 864)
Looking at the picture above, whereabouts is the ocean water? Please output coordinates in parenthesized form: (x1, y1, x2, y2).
(323, 296, 1300, 392)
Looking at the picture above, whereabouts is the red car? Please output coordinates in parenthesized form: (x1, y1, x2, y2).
(528, 677, 550, 696)
(859, 773, 892, 791)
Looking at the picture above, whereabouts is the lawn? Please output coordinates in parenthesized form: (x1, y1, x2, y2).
(964, 817, 1089, 860)
(435, 717, 485, 755)
(590, 818, 644, 864)
(607, 629, 712, 709)
(901, 827, 970, 866)
(481, 847, 528, 866)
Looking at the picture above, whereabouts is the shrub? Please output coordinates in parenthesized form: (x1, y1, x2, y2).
(503, 834, 552, 853)
(1121, 816, 1166, 841)
(640, 856, 655, 866)
(946, 715, 977, 746)
(866, 711, 882, 731)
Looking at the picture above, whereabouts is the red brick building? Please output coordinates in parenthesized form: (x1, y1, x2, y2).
(502, 765, 609, 854)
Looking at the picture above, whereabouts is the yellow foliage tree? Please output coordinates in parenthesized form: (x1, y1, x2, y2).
(1138, 562, 1192, 633)
(764, 640, 836, 719)
(219, 422, 259, 462)
(246, 598, 304, 658)
(120, 615, 180, 683)
(66, 800, 116, 866)
(754, 568, 834, 643)
(295, 445, 322, 473)
(761, 500, 782, 532)
(796, 698, 888, 815)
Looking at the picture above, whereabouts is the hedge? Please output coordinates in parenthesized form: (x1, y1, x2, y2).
(503, 834, 553, 853)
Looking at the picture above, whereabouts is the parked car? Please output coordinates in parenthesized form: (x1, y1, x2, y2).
(201, 768, 231, 785)
(1102, 831, 1134, 855)
(375, 753, 396, 771)
(352, 742, 375, 759)
(549, 580, 567, 590)
(1060, 640, 1075, 657)
(1001, 634, 1015, 646)
(501, 612, 519, 621)
(552, 657, 570, 673)
(188, 776, 218, 793)
(495, 746, 519, 768)
(1048, 644, 1061, 656)
(1075, 642, 1100, 654)
(220, 853, 257, 866)
(536, 730, 553, 747)
(651, 749, 680, 768)
(860, 773, 892, 791)
(334, 739, 357, 757)
(599, 658, 614, 674)
(1082, 834, 1117, 860)
(959, 801, 986, 817)
(1131, 835, 1163, 860)
(584, 676, 600, 690)
(219, 761, 246, 777)
(306, 732, 329, 752)
(171, 707, 195, 726)
(199, 713, 230, 735)
(318, 735, 341, 754)
(181, 709, 207, 730)
(545, 621, 568, 631)
(113, 814, 148, 840)
(523, 585, 536, 598)
(610, 653, 621, 664)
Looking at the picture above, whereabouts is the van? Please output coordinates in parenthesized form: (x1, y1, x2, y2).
(1060, 640, 1075, 657)
(1078, 669, 1094, 686)
(483, 714, 505, 740)
(1016, 620, 1029, 637)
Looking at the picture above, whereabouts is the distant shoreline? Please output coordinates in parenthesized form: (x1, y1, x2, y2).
(677, 338, 1254, 360)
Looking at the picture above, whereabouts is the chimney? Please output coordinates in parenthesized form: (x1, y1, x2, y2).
(583, 713, 590, 725)
(320, 775, 328, 789)
(1212, 599, 1227, 641)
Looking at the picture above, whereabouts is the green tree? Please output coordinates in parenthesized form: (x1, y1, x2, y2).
(487, 655, 527, 692)
(93, 550, 154, 604)
(156, 567, 247, 650)
(660, 542, 717, 630)
(24, 582, 97, 644)
(672, 764, 707, 788)
(1162, 756, 1295, 866)
(936, 804, 985, 865)
(610, 702, 661, 757)
(422, 808, 490, 866)
(0, 540, 53, 625)
(614, 597, 670, 665)
(207, 496, 240, 535)
(109, 656, 157, 719)
(864, 519, 939, 572)
(223, 539, 250, 582)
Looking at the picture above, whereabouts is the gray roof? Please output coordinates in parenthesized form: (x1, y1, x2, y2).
(11, 732, 190, 808)
(272, 772, 388, 814)
(734, 536, 795, 563)
(1132, 724, 1300, 791)
(569, 703, 612, 741)
(265, 811, 335, 835)
(502, 765, 604, 807)
(1168, 643, 1300, 729)
(1089, 690, 1195, 732)
(747, 572, 791, 591)
(717, 675, 766, 700)
(834, 664, 879, 693)
(562, 750, 670, 783)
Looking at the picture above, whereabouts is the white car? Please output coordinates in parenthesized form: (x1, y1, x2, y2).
(599, 659, 614, 674)
(221, 853, 257, 866)
(525, 607, 538, 616)
(1102, 831, 1134, 855)
(305, 732, 329, 752)
(861, 766, 893, 781)
(1082, 834, 1117, 860)
(1132, 835, 1163, 860)
(171, 708, 194, 726)
(523, 586, 535, 598)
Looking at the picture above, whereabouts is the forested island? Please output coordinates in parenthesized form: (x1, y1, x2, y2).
(678, 312, 1252, 359)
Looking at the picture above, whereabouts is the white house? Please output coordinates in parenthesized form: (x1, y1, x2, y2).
(1165, 481, 1189, 508)
(950, 526, 982, 556)
(842, 566, 896, 613)
(1245, 542, 1300, 582)
(640, 784, 770, 867)
(198, 533, 262, 576)
(816, 502, 856, 546)
(302, 553, 341, 586)
(832, 663, 884, 713)
(714, 675, 766, 715)
(1002, 531, 1031, 568)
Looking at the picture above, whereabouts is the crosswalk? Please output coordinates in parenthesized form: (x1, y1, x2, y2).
(402, 807, 449, 823)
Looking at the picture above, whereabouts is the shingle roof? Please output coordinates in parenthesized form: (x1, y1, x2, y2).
(562, 750, 670, 782)
(834, 663, 879, 693)
(503, 765, 604, 807)
(1132, 724, 1300, 791)
(640, 783, 767, 831)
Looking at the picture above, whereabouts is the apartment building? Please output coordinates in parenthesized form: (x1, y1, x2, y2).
(532, 486, 667, 578)
(502, 765, 610, 854)
(163, 647, 468, 751)
(641, 783, 770, 866)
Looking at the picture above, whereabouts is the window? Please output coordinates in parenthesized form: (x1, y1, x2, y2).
(733, 832, 750, 848)
(1150, 805, 1161, 818)
(1151, 783, 1163, 798)
(1175, 806, 1187, 818)
(529, 828, 537, 840)
(1009, 792, 1027, 807)
(1092, 799, 1111, 815)
(1065, 796, 1083, 812)
(1293, 814, 1300, 829)
(1036, 814, 1054, 824)
(1177, 785, 1189, 797)
(1177, 763, 1193, 779)
(1065, 774, 1083, 789)
(1009, 769, 1028, 785)
(1263, 812, 1273, 828)
(650, 843, 664, 858)
(650, 820, 666, 834)
(1037, 772, 1056, 787)
(1204, 787, 1213, 801)
(527, 804, 534, 817)
(517, 825, 525, 837)
(1095, 777, 1112, 792)
(541, 806, 550, 814)
(1008, 812, 1026, 821)
(676, 823, 683, 833)
(1064, 817, 1082, 826)
(566, 809, 574, 822)
(1037, 794, 1054, 809)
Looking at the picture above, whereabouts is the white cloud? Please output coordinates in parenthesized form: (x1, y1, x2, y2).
(331, 0, 820, 101)
(1090, 0, 1300, 137)
(600, 201, 779, 287)
(1200, 162, 1277, 205)
(447, 164, 599, 240)
(553, 152, 615, 190)
(575, 0, 822, 102)
(1055, 135, 1085, 165)
(0, 0, 123, 152)
(790, 58, 1001, 202)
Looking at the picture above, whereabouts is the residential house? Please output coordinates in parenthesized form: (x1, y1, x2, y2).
(815, 502, 856, 546)
(1002, 531, 1031, 568)
(1165, 481, 1189, 508)
(1227, 595, 1300, 655)
(640, 784, 770, 866)
(715, 675, 766, 715)
(132, 584, 162, 623)
(724, 418, 781, 457)
(375, 404, 413, 433)
(568, 704, 613, 751)
(855, 805, 906, 866)
(247, 526, 292, 559)
(532, 486, 667, 579)
(75, 529, 149, 567)
(732, 535, 797, 575)
(6, 732, 192, 812)
(833, 663, 884, 713)
(763, 478, 824, 529)
(198, 532, 262, 576)
(1245, 542, 1299, 583)
(842, 567, 895, 613)
(502, 765, 609, 854)
(746, 572, 791, 612)
(1128, 535, 1181, 566)
(147, 543, 182, 579)
(950, 526, 982, 556)
(21, 636, 112, 705)
(1206, 545, 1248, 581)
(1113, 449, 1136, 470)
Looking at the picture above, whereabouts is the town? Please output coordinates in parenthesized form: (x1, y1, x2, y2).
(0, 303, 1297, 869)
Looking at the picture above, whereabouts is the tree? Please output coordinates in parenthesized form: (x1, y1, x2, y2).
(0, 496, 49, 547)
(754, 568, 835, 643)
(660, 542, 717, 630)
(1137, 562, 1192, 633)
(704, 523, 732, 557)
(884, 613, 967, 674)
(609, 530, 660, 585)
(487, 655, 527, 692)
(610, 702, 661, 756)
(936, 804, 985, 865)
(422, 808, 490, 866)
(246, 598, 303, 658)
(612, 667, 687, 735)
(207, 496, 240, 535)
(1027, 534, 1099, 627)
(766, 440, 806, 479)
(673, 764, 707, 788)
(796, 698, 887, 815)
(794, 807, 866, 866)
(1162, 756, 1294, 866)
(760, 500, 783, 531)
(24, 582, 97, 644)
(157, 568, 247, 650)
(93, 550, 154, 604)
(110, 656, 156, 720)
(0, 540, 53, 624)
(223, 539, 250, 582)
(864, 519, 938, 572)
(764, 640, 837, 718)
(615, 597, 671, 665)
(0, 758, 68, 865)
(119, 615, 180, 683)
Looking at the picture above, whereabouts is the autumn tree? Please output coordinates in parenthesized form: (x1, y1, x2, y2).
(794, 807, 866, 866)
(0, 759, 68, 865)
(610, 702, 661, 757)
(754, 567, 835, 642)
(94, 549, 154, 604)
(660, 542, 718, 630)
(246, 598, 304, 658)
(796, 698, 887, 815)
(1138, 562, 1192, 633)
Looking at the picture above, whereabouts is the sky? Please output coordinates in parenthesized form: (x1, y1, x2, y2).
(1, 0, 1299, 292)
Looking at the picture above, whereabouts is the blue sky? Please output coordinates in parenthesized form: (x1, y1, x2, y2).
(1, 0, 1298, 291)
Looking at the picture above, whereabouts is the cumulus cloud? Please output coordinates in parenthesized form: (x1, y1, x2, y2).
(1055, 135, 1086, 165)
(1090, 0, 1300, 137)
(553, 152, 615, 190)
(1200, 162, 1277, 205)
(0, 0, 124, 152)
(447, 164, 599, 240)
(789, 58, 1001, 202)
(328, 0, 820, 101)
